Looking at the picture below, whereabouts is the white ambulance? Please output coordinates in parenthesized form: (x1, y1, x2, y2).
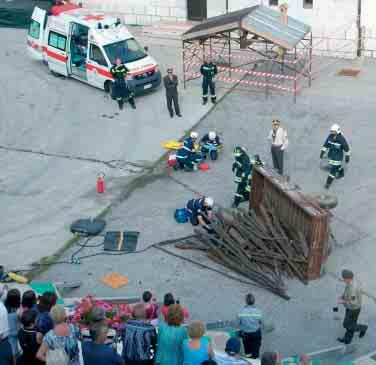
(27, 4, 161, 94)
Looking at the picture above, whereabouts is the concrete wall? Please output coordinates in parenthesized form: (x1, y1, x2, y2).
(362, 0, 376, 57)
(76, 0, 376, 58)
(74, 0, 187, 25)
(207, 0, 358, 58)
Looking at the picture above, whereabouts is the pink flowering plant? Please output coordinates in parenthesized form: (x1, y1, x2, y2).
(71, 295, 132, 329)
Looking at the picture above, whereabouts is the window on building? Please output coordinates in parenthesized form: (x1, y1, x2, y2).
(90, 44, 108, 66)
(303, 0, 313, 9)
(48, 31, 67, 51)
(269, 0, 278, 6)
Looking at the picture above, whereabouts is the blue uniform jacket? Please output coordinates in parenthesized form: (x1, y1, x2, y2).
(201, 134, 221, 148)
(200, 63, 218, 80)
(322, 133, 350, 165)
(186, 198, 210, 217)
(176, 137, 195, 159)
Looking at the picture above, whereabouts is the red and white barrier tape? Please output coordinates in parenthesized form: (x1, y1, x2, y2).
(185, 62, 297, 80)
(184, 49, 301, 65)
(185, 73, 297, 93)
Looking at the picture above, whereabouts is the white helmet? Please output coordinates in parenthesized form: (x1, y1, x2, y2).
(204, 196, 214, 207)
(330, 124, 341, 133)
(190, 131, 199, 139)
(208, 131, 216, 141)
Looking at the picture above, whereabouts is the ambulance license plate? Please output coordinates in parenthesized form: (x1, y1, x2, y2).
(144, 84, 152, 90)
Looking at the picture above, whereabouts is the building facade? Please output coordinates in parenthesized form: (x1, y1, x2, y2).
(75, 0, 376, 58)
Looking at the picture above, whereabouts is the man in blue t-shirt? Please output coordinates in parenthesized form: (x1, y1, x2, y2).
(82, 323, 123, 365)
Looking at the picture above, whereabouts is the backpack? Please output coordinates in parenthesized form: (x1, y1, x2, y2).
(46, 346, 69, 365)
(174, 208, 189, 223)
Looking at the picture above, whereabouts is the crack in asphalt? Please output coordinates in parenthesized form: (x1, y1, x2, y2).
(0, 145, 155, 174)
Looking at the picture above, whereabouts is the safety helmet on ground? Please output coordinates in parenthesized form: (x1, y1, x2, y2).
(204, 196, 214, 207)
(233, 146, 247, 157)
(208, 131, 216, 141)
(190, 131, 199, 139)
(330, 124, 341, 134)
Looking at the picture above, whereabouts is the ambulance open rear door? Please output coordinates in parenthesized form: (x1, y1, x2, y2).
(46, 29, 69, 77)
(27, 7, 47, 61)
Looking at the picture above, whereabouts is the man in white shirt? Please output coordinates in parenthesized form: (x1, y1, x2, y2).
(0, 284, 13, 365)
(267, 120, 288, 175)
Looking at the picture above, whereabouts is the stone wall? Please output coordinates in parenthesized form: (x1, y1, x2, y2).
(75, 0, 187, 25)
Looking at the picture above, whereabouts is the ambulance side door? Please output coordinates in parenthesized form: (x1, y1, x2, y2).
(86, 43, 110, 89)
(27, 7, 47, 60)
(46, 30, 68, 76)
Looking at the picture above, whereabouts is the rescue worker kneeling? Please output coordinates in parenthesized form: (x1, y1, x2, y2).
(175, 131, 202, 171)
(186, 196, 214, 231)
(110, 57, 136, 110)
(200, 131, 222, 161)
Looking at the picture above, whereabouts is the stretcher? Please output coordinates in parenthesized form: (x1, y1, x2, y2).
(162, 140, 200, 151)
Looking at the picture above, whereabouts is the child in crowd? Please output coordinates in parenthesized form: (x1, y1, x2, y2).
(142, 291, 159, 323)
(161, 293, 189, 322)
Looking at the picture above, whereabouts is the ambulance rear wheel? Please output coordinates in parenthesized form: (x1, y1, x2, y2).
(104, 80, 113, 95)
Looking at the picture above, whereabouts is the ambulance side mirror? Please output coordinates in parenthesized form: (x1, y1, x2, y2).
(144, 46, 149, 53)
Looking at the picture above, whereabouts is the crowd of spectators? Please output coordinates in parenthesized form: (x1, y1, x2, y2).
(0, 283, 310, 365)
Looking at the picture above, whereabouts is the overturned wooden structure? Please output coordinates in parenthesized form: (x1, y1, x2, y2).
(184, 165, 330, 300)
(251, 166, 330, 280)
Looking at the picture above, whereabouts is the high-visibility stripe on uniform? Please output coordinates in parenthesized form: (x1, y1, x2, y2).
(328, 160, 342, 166)
(238, 313, 262, 318)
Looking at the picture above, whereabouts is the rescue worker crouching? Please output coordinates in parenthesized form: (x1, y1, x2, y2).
(232, 146, 251, 208)
(186, 196, 214, 232)
(110, 57, 136, 110)
(200, 59, 218, 105)
(175, 131, 202, 171)
(200, 131, 222, 161)
(320, 124, 350, 189)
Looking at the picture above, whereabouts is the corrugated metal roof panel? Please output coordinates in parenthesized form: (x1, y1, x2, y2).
(183, 5, 311, 49)
(182, 6, 257, 40)
(242, 6, 311, 49)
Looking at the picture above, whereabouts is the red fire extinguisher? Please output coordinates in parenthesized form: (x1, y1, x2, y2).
(97, 172, 105, 193)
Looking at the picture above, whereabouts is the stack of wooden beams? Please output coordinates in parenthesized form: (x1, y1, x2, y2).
(185, 202, 311, 300)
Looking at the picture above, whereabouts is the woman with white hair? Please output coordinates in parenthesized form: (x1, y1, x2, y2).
(37, 305, 80, 364)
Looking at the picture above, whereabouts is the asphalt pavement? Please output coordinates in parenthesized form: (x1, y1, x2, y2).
(0, 28, 224, 269)
(37, 55, 376, 359)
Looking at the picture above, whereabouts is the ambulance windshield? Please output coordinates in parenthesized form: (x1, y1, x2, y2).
(104, 38, 146, 65)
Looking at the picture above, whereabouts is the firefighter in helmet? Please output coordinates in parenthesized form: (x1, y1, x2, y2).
(232, 146, 252, 208)
(320, 124, 350, 189)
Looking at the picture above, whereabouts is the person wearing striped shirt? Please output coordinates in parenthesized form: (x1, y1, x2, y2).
(238, 293, 263, 359)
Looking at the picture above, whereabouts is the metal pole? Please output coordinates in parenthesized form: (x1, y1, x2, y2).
(294, 46, 297, 104)
(226, 0, 229, 13)
(309, 32, 312, 87)
(265, 42, 268, 99)
(183, 41, 186, 89)
(228, 35, 231, 77)
(357, 0, 362, 57)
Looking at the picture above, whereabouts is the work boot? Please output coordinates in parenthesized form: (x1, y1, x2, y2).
(177, 113, 182, 117)
(170, 113, 174, 118)
(336, 168, 345, 179)
(359, 325, 368, 338)
(325, 176, 334, 189)
(211, 96, 217, 104)
(202, 97, 208, 105)
(129, 98, 136, 109)
(232, 197, 241, 208)
(118, 100, 124, 110)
